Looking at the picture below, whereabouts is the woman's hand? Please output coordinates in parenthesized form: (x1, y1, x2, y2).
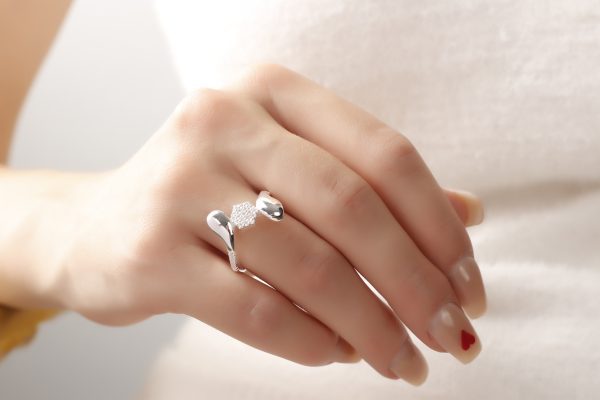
(54, 64, 486, 385)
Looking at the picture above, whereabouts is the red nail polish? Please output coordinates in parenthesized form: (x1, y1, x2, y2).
(429, 303, 482, 363)
(461, 330, 476, 350)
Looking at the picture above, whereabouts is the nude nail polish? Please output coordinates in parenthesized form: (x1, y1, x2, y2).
(449, 256, 487, 319)
(389, 340, 428, 386)
(429, 302, 481, 364)
(461, 190, 484, 226)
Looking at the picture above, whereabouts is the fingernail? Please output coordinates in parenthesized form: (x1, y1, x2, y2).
(429, 303, 482, 364)
(449, 256, 487, 319)
(389, 339, 428, 386)
(456, 190, 484, 226)
(332, 337, 362, 363)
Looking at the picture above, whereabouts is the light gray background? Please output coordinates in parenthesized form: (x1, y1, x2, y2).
(1, 1, 186, 399)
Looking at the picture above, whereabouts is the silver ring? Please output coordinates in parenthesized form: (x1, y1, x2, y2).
(206, 190, 284, 272)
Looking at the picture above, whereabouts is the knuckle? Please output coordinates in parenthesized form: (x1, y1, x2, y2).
(236, 62, 297, 100)
(247, 62, 294, 87)
(173, 88, 241, 135)
(372, 130, 420, 176)
(323, 171, 373, 221)
(402, 261, 431, 299)
(296, 247, 340, 295)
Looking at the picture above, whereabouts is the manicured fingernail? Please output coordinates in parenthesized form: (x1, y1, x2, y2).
(456, 189, 484, 226)
(449, 256, 487, 319)
(389, 339, 428, 386)
(332, 337, 361, 363)
(429, 303, 481, 364)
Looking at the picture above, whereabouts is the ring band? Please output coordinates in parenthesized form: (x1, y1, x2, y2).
(206, 190, 284, 272)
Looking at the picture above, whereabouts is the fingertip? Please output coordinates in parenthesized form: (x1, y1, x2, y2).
(464, 291, 488, 319)
(389, 341, 429, 386)
(464, 194, 484, 227)
(445, 188, 485, 227)
(449, 257, 487, 319)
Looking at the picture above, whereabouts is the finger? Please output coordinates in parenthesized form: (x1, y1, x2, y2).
(225, 115, 481, 364)
(443, 188, 484, 227)
(196, 179, 428, 384)
(225, 64, 486, 318)
(167, 243, 359, 367)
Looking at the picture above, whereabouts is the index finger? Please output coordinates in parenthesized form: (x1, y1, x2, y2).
(224, 63, 486, 318)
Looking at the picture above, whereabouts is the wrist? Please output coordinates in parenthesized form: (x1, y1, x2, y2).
(0, 167, 109, 310)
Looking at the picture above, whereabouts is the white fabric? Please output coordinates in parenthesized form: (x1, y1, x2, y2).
(141, 1, 600, 398)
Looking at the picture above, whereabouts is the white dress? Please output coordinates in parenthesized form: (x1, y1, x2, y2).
(141, 1, 600, 398)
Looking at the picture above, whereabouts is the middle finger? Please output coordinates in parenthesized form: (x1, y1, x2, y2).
(229, 116, 482, 364)
(197, 178, 428, 384)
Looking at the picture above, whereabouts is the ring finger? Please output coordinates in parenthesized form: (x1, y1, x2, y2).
(168, 244, 357, 367)
(195, 176, 428, 384)
(224, 105, 482, 364)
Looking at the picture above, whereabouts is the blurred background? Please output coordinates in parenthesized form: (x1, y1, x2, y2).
(0, 1, 186, 398)
(2, 1, 599, 399)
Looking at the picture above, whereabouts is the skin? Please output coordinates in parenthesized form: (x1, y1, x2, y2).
(0, 1, 487, 385)
(0, 0, 73, 161)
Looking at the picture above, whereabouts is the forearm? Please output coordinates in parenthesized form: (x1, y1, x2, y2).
(0, 0, 73, 161)
(0, 166, 98, 309)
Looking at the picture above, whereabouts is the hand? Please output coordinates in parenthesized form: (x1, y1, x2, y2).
(57, 63, 486, 385)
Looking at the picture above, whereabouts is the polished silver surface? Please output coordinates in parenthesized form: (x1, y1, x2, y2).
(206, 191, 284, 272)
(206, 210, 235, 253)
(256, 190, 284, 221)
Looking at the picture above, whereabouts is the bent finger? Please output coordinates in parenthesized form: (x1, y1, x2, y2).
(225, 118, 482, 363)
(169, 245, 358, 367)
(225, 64, 486, 318)
(193, 177, 427, 382)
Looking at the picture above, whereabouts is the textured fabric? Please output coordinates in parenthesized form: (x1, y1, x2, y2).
(142, 1, 600, 398)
